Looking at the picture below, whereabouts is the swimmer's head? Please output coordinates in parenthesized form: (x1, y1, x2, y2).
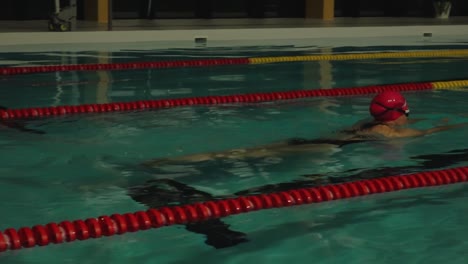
(369, 91, 410, 122)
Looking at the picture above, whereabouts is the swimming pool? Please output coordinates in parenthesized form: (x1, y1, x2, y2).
(0, 44, 467, 263)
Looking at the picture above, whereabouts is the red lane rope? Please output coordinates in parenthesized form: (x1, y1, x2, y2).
(0, 167, 466, 253)
(0, 81, 434, 120)
(0, 58, 251, 76)
(1, 49, 468, 76)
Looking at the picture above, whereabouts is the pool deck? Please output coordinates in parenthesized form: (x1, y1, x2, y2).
(0, 17, 467, 51)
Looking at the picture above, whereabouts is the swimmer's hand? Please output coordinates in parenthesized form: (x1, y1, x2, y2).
(431, 117, 450, 126)
(440, 118, 450, 123)
(428, 122, 468, 132)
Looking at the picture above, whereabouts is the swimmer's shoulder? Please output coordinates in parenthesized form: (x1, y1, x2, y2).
(342, 120, 385, 135)
(342, 122, 392, 139)
(365, 123, 394, 137)
(366, 124, 428, 138)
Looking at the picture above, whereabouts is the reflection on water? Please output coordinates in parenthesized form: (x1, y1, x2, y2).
(3, 46, 468, 109)
(1, 46, 468, 262)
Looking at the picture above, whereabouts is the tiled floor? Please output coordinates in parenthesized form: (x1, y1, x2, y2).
(0, 17, 468, 32)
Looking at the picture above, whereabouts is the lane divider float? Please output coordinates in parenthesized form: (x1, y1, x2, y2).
(1, 49, 468, 76)
(1, 79, 467, 121)
(0, 166, 466, 253)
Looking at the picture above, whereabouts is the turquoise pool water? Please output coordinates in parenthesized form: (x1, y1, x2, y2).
(0, 45, 467, 263)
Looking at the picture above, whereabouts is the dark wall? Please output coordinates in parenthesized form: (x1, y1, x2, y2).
(0, 0, 54, 20)
(335, 0, 468, 17)
(0, 0, 467, 20)
(114, 0, 300, 19)
(0, 0, 322, 20)
(451, 0, 468, 16)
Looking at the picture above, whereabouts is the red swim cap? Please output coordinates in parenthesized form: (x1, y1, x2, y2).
(369, 91, 410, 121)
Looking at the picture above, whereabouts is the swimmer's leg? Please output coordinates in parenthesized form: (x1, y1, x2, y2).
(412, 148, 468, 169)
(128, 179, 213, 206)
(234, 180, 323, 196)
(299, 148, 468, 184)
(141, 142, 291, 167)
(235, 151, 458, 196)
(127, 179, 248, 249)
(0, 105, 45, 134)
(141, 152, 220, 167)
(1, 120, 46, 134)
(186, 219, 248, 249)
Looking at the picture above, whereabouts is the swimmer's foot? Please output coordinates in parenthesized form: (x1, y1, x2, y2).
(186, 219, 249, 249)
(19, 127, 46, 134)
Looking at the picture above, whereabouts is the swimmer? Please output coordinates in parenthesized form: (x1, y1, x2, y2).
(129, 148, 468, 248)
(143, 91, 466, 166)
(131, 92, 466, 249)
(0, 105, 45, 134)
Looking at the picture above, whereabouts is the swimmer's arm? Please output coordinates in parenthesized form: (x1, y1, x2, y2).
(379, 123, 467, 138)
(423, 123, 468, 135)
